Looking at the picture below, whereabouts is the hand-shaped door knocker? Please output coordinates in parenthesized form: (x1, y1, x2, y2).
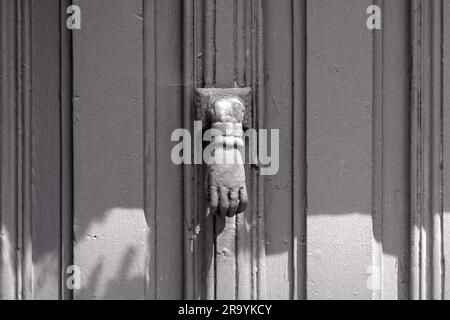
(196, 88, 251, 218)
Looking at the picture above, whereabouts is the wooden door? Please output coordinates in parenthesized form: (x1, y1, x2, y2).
(2, 0, 450, 300)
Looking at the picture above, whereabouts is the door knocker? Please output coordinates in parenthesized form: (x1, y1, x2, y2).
(196, 88, 252, 217)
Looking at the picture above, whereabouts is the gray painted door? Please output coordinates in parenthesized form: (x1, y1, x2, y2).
(1, 0, 450, 300)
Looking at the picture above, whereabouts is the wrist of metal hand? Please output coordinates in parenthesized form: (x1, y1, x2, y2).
(209, 122, 244, 148)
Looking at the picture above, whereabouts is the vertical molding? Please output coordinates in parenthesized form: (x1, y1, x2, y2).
(201, 0, 216, 299)
(430, 0, 444, 300)
(371, 0, 384, 301)
(410, 0, 444, 300)
(443, 0, 450, 301)
(373, 0, 411, 300)
(194, 1, 211, 300)
(20, 0, 33, 300)
(292, 0, 307, 300)
(235, 0, 245, 87)
(0, 0, 34, 300)
(16, 0, 24, 300)
(60, 0, 74, 300)
(213, 0, 238, 300)
(410, 0, 421, 299)
(183, 0, 196, 300)
(30, 0, 63, 299)
(144, 0, 184, 299)
(1, 0, 69, 300)
(263, 0, 295, 299)
(253, 0, 266, 300)
(202, 0, 216, 300)
(246, 0, 259, 300)
(235, 0, 252, 300)
(204, 0, 216, 87)
(143, 0, 157, 300)
(0, 0, 19, 300)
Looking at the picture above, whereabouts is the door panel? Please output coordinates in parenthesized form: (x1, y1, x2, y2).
(73, 0, 147, 299)
(307, 0, 410, 300)
(307, 0, 374, 300)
